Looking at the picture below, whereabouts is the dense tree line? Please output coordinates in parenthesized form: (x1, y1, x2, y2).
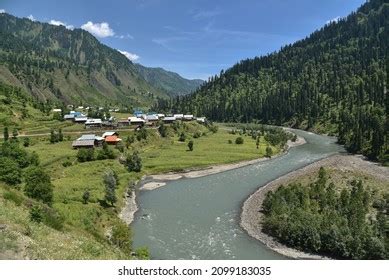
(162, 0, 389, 164)
(0, 130, 55, 206)
(262, 167, 388, 259)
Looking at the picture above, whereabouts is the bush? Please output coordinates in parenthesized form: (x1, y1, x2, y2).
(207, 124, 218, 133)
(188, 140, 194, 151)
(135, 247, 150, 260)
(136, 128, 148, 141)
(235, 137, 244, 145)
(97, 144, 115, 160)
(125, 135, 135, 148)
(193, 132, 201, 138)
(23, 137, 31, 147)
(266, 146, 273, 158)
(158, 123, 168, 137)
(24, 166, 54, 205)
(62, 160, 72, 167)
(0, 157, 22, 185)
(111, 222, 133, 255)
(228, 139, 233, 144)
(43, 207, 65, 231)
(77, 148, 95, 162)
(30, 205, 43, 223)
(178, 132, 186, 142)
(104, 170, 117, 206)
(126, 151, 142, 172)
(116, 141, 125, 153)
(82, 190, 90, 204)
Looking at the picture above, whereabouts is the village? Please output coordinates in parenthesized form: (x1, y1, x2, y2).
(55, 107, 207, 149)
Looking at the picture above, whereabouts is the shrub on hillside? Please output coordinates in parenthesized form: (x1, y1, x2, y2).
(24, 166, 54, 205)
(77, 148, 95, 162)
(235, 137, 244, 145)
(126, 151, 142, 172)
(0, 157, 22, 185)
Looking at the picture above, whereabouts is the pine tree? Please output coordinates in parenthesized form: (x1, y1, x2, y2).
(3, 127, 9, 142)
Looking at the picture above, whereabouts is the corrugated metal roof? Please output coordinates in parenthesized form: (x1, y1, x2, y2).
(163, 117, 176, 121)
(85, 119, 102, 124)
(102, 132, 117, 138)
(77, 134, 96, 141)
(128, 117, 145, 123)
(72, 140, 95, 147)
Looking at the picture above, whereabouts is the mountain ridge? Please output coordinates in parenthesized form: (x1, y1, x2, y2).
(167, 0, 389, 163)
(134, 63, 203, 97)
(0, 13, 199, 107)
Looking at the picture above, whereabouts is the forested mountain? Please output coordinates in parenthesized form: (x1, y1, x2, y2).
(0, 13, 174, 107)
(165, 0, 389, 163)
(134, 64, 203, 96)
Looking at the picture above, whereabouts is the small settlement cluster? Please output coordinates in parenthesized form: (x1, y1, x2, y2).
(59, 108, 207, 149)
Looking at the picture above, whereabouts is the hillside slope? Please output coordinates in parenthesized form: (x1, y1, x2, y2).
(135, 64, 203, 96)
(171, 0, 389, 163)
(0, 13, 169, 107)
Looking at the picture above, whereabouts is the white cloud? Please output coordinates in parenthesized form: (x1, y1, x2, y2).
(118, 50, 140, 61)
(81, 21, 114, 38)
(0, 9, 5, 13)
(49, 19, 74, 30)
(116, 34, 134, 40)
(326, 16, 340, 24)
(192, 9, 222, 20)
(27, 15, 35, 21)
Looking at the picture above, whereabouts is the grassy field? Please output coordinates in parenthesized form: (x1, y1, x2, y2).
(141, 130, 278, 173)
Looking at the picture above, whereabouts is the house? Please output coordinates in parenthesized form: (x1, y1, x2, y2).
(53, 108, 62, 113)
(102, 121, 117, 129)
(74, 116, 88, 123)
(102, 131, 119, 138)
(128, 117, 145, 126)
(134, 110, 143, 118)
(163, 116, 176, 124)
(196, 117, 207, 124)
(173, 114, 184, 120)
(72, 140, 95, 149)
(117, 119, 130, 127)
(105, 135, 122, 145)
(157, 113, 165, 118)
(183, 114, 194, 121)
(145, 115, 159, 124)
(75, 134, 104, 146)
(70, 111, 83, 117)
(64, 114, 75, 121)
(85, 119, 102, 129)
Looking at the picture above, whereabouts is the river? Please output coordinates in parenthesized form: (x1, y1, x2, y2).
(132, 129, 345, 259)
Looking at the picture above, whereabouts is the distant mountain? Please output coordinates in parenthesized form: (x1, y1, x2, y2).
(0, 13, 193, 107)
(169, 0, 389, 163)
(134, 64, 203, 96)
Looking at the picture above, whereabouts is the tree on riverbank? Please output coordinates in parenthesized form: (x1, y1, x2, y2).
(104, 170, 117, 206)
(126, 151, 142, 172)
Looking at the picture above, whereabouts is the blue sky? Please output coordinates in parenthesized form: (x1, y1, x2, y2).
(0, 0, 365, 80)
